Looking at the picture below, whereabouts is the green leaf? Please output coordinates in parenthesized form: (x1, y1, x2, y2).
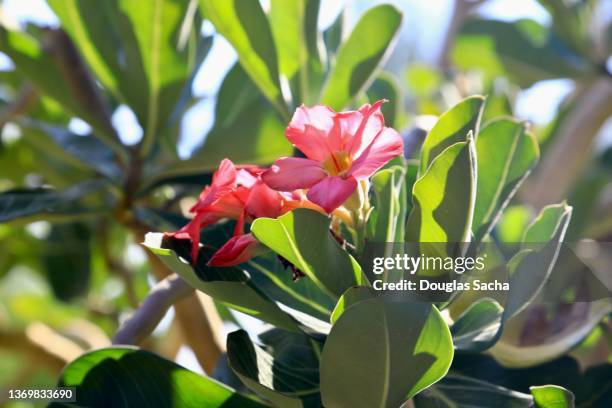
(0, 27, 123, 156)
(406, 136, 477, 252)
(366, 72, 402, 128)
(320, 295, 453, 407)
(415, 375, 534, 407)
(329, 286, 376, 324)
(269, 0, 324, 105)
(18, 119, 123, 180)
(54, 347, 265, 407)
(472, 119, 539, 243)
(251, 209, 364, 299)
(419, 96, 484, 175)
(530, 385, 575, 408)
(200, 0, 288, 118)
(367, 165, 406, 243)
(0, 181, 110, 224)
(321, 4, 402, 110)
(143, 232, 300, 332)
(113, 0, 202, 157)
(496, 205, 532, 244)
(451, 298, 503, 352)
(47, 0, 124, 98)
(42, 223, 92, 301)
(453, 19, 593, 87)
(504, 203, 573, 319)
(322, 7, 344, 57)
(154, 64, 292, 181)
(227, 330, 321, 408)
(246, 253, 335, 321)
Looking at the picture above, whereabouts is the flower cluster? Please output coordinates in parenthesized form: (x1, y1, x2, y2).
(170, 100, 403, 266)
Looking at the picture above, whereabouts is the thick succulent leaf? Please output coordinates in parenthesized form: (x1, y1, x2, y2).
(227, 330, 320, 408)
(414, 375, 534, 407)
(419, 96, 484, 175)
(453, 19, 593, 87)
(406, 136, 477, 257)
(0, 180, 110, 224)
(143, 233, 300, 332)
(246, 253, 335, 322)
(320, 295, 453, 407)
(329, 286, 376, 324)
(367, 165, 407, 243)
(251, 209, 364, 299)
(200, 0, 288, 118)
(451, 298, 503, 352)
(321, 4, 402, 110)
(472, 119, 539, 243)
(53, 347, 265, 407)
(530, 385, 576, 408)
(269, 0, 324, 105)
(504, 203, 572, 320)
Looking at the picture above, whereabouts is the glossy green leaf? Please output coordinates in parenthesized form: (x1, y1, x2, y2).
(246, 253, 335, 322)
(415, 375, 534, 407)
(113, 0, 202, 157)
(320, 295, 453, 407)
(472, 119, 539, 243)
(200, 0, 288, 118)
(227, 330, 321, 408)
(329, 286, 376, 324)
(451, 298, 503, 352)
(453, 19, 593, 87)
(251, 209, 364, 299)
(504, 203, 573, 319)
(530, 385, 575, 408)
(54, 347, 265, 407)
(0, 181, 110, 224)
(367, 165, 406, 243)
(143, 232, 300, 332)
(321, 4, 402, 110)
(419, 96, 484, 175)
(406, 136, 477, 252)
(269, 0, 324, 105)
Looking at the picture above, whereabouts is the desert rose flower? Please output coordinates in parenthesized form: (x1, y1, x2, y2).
(169, 159, 323, 266)
(262, 100, 404, 212)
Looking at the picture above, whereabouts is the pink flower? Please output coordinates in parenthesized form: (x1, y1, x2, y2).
(169, 159, 324, 266)
(262, 100, 403, 212)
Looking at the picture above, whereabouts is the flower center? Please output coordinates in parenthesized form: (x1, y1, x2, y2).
(322, 151, 352, 176)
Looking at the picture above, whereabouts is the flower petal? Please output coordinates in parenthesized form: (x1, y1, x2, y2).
(307, 176, 358, 213)
(286, 105, 335, 160)
(263, 157, 326, 191)
(192, 158, 237, 211)
(348, 100, 385, 159)
(169, 212, 220, 263)
(245, 181, 283, 219)
(349, 127, 404, 178)
(208, 233, 267, 266)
